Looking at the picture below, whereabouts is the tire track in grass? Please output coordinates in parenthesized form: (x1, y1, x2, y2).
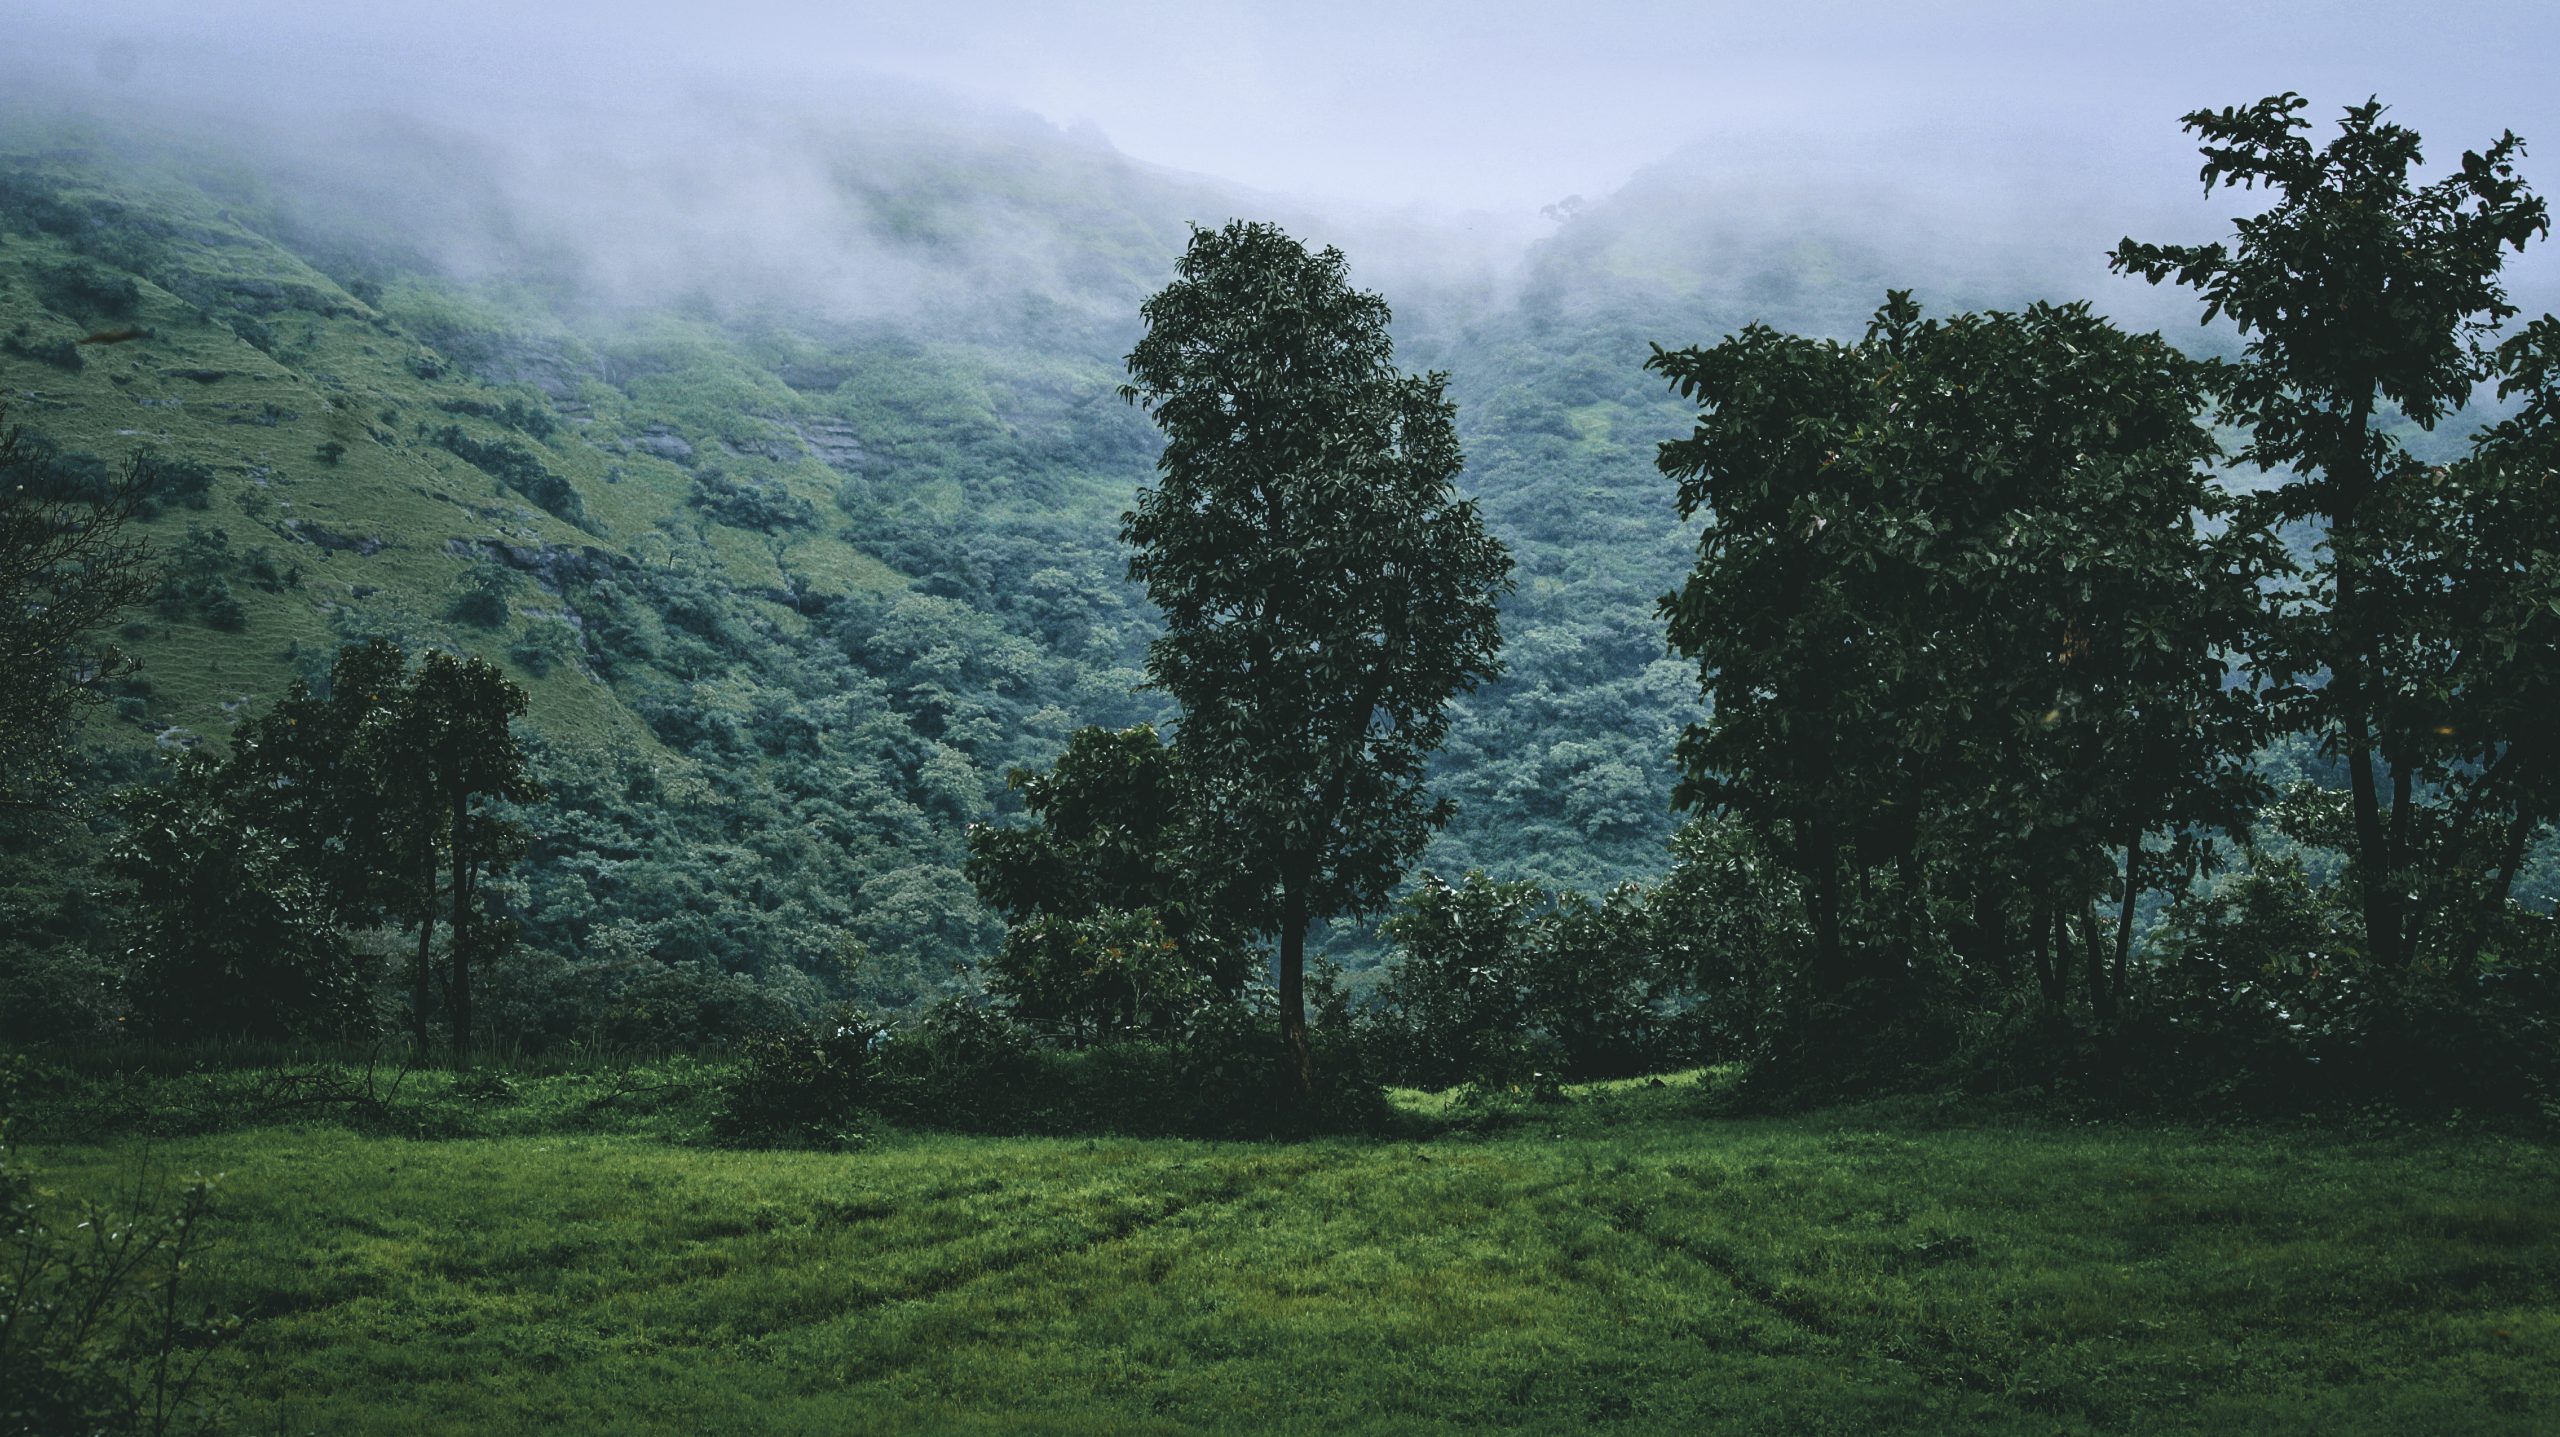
(771, 1145, 1353, 1374)
(1620, 1197, 2007, 1399)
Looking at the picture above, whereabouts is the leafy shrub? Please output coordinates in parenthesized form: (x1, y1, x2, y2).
(506, 623, 579, 677)
(108, 759, 374, 1044)
(687, 468, 816, 533)
(863, 996, 1384, 1139)
(152, 528, 247, 630)
(437, 393, 556, 441)
(448, 557, 515, 627)
(139, 457, 216, 516)
(713, 1005, 884, 1148)
(32, 259, 141, 320)
(1364, 871, 1683, 1089)
(0, 1065, 239, 1436)
(431, 426, 588, 529)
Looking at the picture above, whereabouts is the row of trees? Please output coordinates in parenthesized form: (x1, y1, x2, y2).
(117, 641, 542, 1054)
(968, 96, 2559, 1102)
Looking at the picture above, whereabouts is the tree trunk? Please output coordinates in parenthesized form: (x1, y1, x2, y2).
(412, 858, 437, 1063)
(2076, 904, 2116, 1025)
(2112, 827, 2141, 1005)
(2330, 402, 2403, 970)
(1277, 872, 1312, 1102)
(2029, 895, 2062, 1015)
(449, 789, 473, 1063)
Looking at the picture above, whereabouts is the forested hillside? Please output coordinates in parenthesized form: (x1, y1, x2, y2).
(4, 88, 2550, 1039)
(0, 98, 1884, 1009)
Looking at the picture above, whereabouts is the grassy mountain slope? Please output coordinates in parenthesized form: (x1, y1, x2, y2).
(0, 109, 1208, 1015)
(19, 93, 2517, 1018)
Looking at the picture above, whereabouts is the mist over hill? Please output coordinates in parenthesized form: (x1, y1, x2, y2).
(4, 28, 2548, 1016)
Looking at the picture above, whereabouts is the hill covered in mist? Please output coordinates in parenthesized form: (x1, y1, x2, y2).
(0, 79, 2359, 1022)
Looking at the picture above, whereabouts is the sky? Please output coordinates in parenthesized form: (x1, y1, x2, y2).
(13, 0, 2560, 218)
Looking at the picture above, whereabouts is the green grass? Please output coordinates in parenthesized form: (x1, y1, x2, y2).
(26, 1078, 2560, 1434)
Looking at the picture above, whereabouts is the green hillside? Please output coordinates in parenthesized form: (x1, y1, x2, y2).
(10, 95, 2536, 1021)
(0, 108, 1212, 1012)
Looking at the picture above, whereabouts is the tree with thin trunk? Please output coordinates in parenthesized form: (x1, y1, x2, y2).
(2113, 94, 2550, 969)
(1119, 220, 1511, 1099)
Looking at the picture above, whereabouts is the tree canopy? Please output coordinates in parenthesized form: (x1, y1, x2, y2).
(1119, 220, 1512, 1093)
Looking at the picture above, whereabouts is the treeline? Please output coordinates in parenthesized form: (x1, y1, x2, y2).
(925, 95, 2560, 1125)
(3, 96, 2556, 1136)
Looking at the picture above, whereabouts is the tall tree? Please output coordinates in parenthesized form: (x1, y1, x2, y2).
(1120, 220, 1512, 1095)
(2112, 94, 2550, 968)
(216, 642, 541, 1059)
(402, 650, 542, 1061)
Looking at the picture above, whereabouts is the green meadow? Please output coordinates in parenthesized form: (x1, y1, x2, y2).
(27, 1079, 2560, 1435)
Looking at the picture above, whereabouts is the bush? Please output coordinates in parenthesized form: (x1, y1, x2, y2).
(32, 260, 141, 320)
(863, 996, 1386, 1139)
(447, 558, 515, 627)
(713, 1005, 884, 1148)
(0, 326, 82, 371)
(0, 1064, 240, 1436)
(109, 760, 375, 1045)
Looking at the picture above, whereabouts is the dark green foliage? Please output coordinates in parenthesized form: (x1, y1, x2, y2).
(713, 1006, 883, 1148)
(1120, 220, 1512, 1090)
(1646, 815, 1806, 1059)
(2113, 94, 2554, 973)
(0, 326, 81, 371)
(193, 641, 546, 1057)
(0, 1072, 236, 1437)
(151, 526, 246, 629)
(0, 417, 155, 816)
(446, 556, 515, 627)
(108, 756, 372, 1043)
(436, 392, 556, 440)
(31, 259, 141, 321)
(860, 999, 1386, 1139)
(503, 622, 577, 677)
(138, 457, 215, 516)
(1364, 872, 1675, 1088)
(1363, 873, 1547, 1088)
(966, 724, 1253, 1041)
(1650, 293, 2275, 1063)
(685, 468, 816, 532)
(430, 425, 588, 529)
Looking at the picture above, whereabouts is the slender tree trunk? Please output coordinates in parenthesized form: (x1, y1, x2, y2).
(2029, 894, 2061, 1015)
(449, 789, 473, 1063)
(412, 859, 437, 1063)
(2076, 904, 2116, 1025)
(1277, 872, 1312, 1101)
(1806, 845, 1847, 1002)
(2112, 827, 2141, 1004)
(2330, 399, 2403, 969)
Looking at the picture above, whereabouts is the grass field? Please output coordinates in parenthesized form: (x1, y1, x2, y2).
(25, 1076, 2560, 1435)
